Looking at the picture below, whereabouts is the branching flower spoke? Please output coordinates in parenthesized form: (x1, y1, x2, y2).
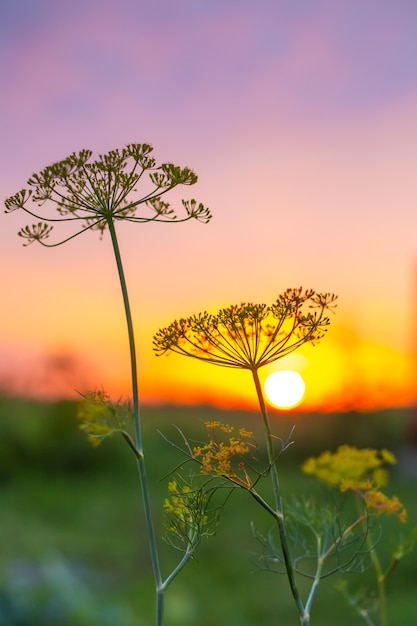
(154, 288, 337, 371)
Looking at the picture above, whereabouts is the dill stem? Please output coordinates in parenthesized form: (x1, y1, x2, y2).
(107, 218, 164, 626)
(251, 369, 307, 624)
(370, 541, 388, 626)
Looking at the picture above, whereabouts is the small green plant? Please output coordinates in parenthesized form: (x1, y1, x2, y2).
(302, 445, 414, 626)
(153, 289, 414, 625)
(5, 143, 211, 626)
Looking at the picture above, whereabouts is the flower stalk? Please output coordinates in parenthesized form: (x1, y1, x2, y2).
(252, 368, 305, 619)
(154, 288, 338, 625)
(6, 143, 211, 626)
(107, 216, 165, 623)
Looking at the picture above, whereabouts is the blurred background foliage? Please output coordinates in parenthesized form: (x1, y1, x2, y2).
(0, 395, 414, 477)
(1, 395, 416, 625)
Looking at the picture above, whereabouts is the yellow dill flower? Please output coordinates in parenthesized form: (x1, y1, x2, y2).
(204, 422, 234, 434)
(163, 476, 210, 546)
(205, 421, 222, 430)
(239, 428, 254, 438)
(361, 488, 406, 521)
(380, 448, 396, 464)
(340, 479, 373, 492)
(302, 445, 396, 487)
(167, 480, 178, 493)
(303, 445, 406, 522)
(193, 422, 255, 487)
(164, 481, 191, 518)
(77, 389, 130, 446)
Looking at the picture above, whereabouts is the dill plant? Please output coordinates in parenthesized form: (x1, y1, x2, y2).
(302, 445, 414, 626)
(154, 289, 414, 625)
(5, 143, 211, 626)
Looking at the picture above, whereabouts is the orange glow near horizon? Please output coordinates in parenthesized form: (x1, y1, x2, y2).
(2, 321, 416, 414)
(1, 266, 416, 412)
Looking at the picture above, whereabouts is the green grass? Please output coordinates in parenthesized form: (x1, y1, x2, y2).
(1, 398, 416, 625)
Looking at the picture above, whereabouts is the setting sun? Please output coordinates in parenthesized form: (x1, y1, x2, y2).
(264, 370, 306, 410)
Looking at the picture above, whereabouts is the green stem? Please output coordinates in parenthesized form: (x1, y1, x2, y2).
(304, 534, 331, 624)
(247, 487, 284, 519)
(356, 495, 387, 626)
(107, 218, 164, 626)
(251, 369, 306, 624)
(369, 544, 387, 626)
(321, 512, 367, 563)
(162, 547, 195, 590)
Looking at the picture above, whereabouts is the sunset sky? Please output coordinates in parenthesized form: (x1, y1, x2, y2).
(2, 0, 417, 412)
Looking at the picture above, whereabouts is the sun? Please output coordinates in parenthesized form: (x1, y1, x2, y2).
(264, 370, 306, 409)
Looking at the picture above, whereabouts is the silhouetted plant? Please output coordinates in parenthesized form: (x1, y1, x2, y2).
(154, 289, 414, 626)
(5, 143, 211, 626)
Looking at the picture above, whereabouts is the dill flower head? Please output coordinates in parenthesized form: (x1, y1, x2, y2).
(153, 288, 337, 370)
(302, 445, 407, 522)
(5, 143, 211, 246)
(302, 445, 396, 487)
(163, 476, 213, 549)
(193, 421, 255, 487)
(77, 389, 131, 447)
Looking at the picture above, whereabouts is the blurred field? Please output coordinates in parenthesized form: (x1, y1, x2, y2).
(1, 395, 416, 625)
